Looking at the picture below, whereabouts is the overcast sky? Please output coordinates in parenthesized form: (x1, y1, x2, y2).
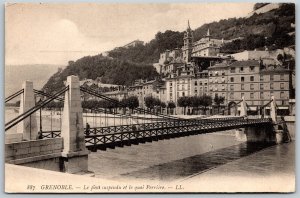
(6, 3, 255, 66)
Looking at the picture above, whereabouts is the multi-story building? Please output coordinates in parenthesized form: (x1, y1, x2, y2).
(226, 60, 290, 115)
(192, 29, 225, 57)
(207, 62, 228, 101)
(191, 70, 209, 97)
(128, 79, 167, 108)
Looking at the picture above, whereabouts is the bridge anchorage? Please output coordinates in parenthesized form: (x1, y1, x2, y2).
(5, 75, 292, 175)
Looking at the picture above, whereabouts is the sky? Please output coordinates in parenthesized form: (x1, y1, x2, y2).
(5, 3, 255, 66)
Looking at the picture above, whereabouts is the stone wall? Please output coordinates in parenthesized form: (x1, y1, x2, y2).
(5, 138, 63, 164)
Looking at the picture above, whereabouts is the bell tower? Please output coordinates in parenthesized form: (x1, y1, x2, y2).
(182, 20, 193, 63)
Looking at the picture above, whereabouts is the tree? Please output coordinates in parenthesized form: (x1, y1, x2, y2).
(167, 101, 176, 115)
(159, 102, 166, 114)
(145, 96, 156, 112)
(125, 96, 139, 113)
(177, 96, 191, 115)
(214, 95, 225, 114)
(190, 96, 203, 115)
(201, 95, 212, 115)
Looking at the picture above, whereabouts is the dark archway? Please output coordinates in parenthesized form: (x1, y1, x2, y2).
(228, 101, 237, 116)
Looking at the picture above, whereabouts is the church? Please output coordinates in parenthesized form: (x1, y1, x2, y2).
(155, 20, 227, 76)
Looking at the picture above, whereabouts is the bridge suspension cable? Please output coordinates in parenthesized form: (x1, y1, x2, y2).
(5, 89, 24, 103)
(5, 86, 69, 131)
(33, 89, 64, 102)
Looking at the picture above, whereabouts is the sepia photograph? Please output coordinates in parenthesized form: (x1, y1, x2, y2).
(4, 1, 296, 193)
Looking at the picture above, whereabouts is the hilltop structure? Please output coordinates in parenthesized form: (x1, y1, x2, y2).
(123, 40, 144, 48)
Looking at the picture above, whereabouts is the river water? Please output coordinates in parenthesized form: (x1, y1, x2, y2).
(5, 108, 294, 182)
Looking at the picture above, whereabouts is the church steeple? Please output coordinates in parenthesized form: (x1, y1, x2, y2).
(187, 20, 191, 31)
(182, 20, 193, 63)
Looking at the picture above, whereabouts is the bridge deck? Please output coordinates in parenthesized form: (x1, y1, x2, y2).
(41, 117, 272, 151)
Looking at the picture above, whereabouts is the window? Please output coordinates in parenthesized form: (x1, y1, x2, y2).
(205, 87, 208, 92)
(170, 93, 172, 96)
(170, 88, 172, 92)
(270, 83, 274, 90)
(250, 76, 254, 81)
(241, 84, 244, 90)
(230, 68, 235, 73)
(200, 82, 202, 85)
(230, 93, 234, 99)
(280, 83, 284, 89)
(250, 66, 255, 72)
(170, 82, 172, 86)
(280, 74, 284, 80)
(241, 93, 245, 97)
(250, 84, 254, 90)
(209, 73, 213, 76)
(182, 92, 185, 97)
(260, 92, 264, 99)
(250, 93, 254, 99)
(240, 67, 244, 72)
(260, 75, 264, 81)
(230, 77, 234, 82)
(280, 92, 284, 98)
(270, 74, 274, 81)
(260, 84, 264, 90)
(230, 85, 234, 91)
(195, 81, 197, 86)
(195, 89, 198, 93)
(241, 77, 244, 82)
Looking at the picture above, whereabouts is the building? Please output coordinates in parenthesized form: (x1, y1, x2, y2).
(123, 40, 144, 48)
(207, 62, 228, 101)
(191, 70, 209, 97)
(192, 29, 225, 57)
(246, 3, 281, 18)
(128, 79, 167, 108)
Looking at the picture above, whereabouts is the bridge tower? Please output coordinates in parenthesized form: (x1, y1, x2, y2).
(61, 75, 90, 174)
(17, 81, 38, 140)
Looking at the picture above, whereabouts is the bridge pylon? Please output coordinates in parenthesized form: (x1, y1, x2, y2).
(17, 81, 38, 140)
(61, 75, 90, 174)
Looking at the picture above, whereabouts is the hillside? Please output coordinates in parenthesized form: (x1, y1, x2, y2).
(43, 3, 295, 93)
(109, 3, 295, 62)
(42, 55, 158, 93)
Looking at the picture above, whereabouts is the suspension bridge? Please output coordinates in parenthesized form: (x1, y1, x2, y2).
(5, 75, 290, 174)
